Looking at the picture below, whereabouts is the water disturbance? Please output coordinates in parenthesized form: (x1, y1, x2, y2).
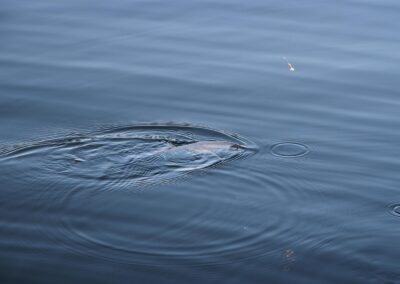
(0, 123, 257, 189)
(2, 0, 400, 282)
(270, 142, 309, 158)
(0, 123, 267, 266)
(388, 203, 400, 217)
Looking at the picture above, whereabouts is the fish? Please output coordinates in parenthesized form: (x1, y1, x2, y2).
(157, 140, 243, 171)
(163, 140, 241, 156)
(0, 124, 255, 187)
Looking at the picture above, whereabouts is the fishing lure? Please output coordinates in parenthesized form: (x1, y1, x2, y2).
(283, 57, 295, 71)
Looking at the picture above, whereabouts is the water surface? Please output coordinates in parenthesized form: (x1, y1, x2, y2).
(1, 0, 400, 283)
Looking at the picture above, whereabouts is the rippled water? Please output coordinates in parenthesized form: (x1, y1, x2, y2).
(0, 123, 256, 189)
(1, 0, 400, 283)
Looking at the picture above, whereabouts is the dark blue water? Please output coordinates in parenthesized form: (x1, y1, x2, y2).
(1, 0, 400, 283)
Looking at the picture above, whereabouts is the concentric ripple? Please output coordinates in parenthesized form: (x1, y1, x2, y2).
(271, 142, 309, 158)
(0, 123, 257, 189)
(0, 124, 321, 267)
(388, 203, 400, 217)
(0, 123, 266, 266)
(42, 163, 314, 266)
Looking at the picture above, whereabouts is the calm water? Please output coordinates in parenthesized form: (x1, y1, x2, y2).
(1, 0, 400, 283)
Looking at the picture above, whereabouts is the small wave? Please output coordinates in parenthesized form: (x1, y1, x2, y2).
(0, 123, 257, 189)
(271, 142, 309, 158)
(388, 203, 400, 217)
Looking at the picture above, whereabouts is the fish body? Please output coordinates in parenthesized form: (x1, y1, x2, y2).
(159, 140, 242, 170)
(164, 140, 240, 155)
(0, 125, 254, 187)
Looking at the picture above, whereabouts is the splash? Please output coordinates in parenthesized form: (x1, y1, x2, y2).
(0, 123, 257, 189)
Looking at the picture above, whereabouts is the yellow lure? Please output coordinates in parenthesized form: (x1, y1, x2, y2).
(283, 57, 295, 71)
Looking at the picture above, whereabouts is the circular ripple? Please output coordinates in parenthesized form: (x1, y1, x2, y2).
(0, 125, 320, 266)
(43, 163, 313, 266)
(0, 123, 257, 189)
(271, 142, 309, 158)
(388, 203, 400, 217)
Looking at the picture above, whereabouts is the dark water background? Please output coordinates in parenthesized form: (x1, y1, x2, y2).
(1, 0, 400, 283)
